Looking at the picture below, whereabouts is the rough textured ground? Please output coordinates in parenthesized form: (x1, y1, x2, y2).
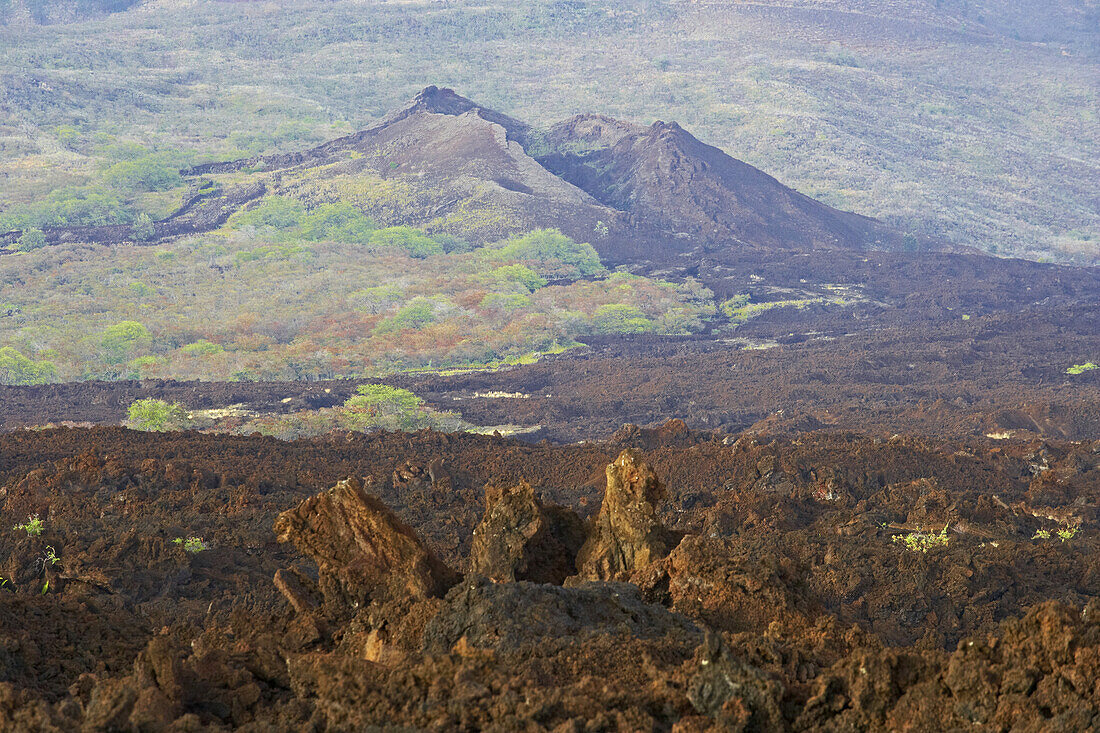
(0, 425, 1098, 729)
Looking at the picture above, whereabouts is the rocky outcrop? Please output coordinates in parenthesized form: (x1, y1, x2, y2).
(467, 481, 584, 585)
(421, 577, 701, 655)
(273, 477, 459, 610)
(687, 632, 785, 731)
(574, 448, 676, 582)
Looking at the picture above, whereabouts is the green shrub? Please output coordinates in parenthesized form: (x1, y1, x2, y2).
(126, 398, 189, 431)
(592, 304, 653, 334)
(373, 297, 441, 334)
(104, 155, 183, 192)
(14, 228, 47, 252)
(344, 384, 427, 430)
(131, 213, 156, 241)
(0, 186, 132, 230)
(100, 321, 152, 364)
(172, 536, 210, 553)
(479, 291, 531, 312)
(495, 228, 605, 278)
(181, 339, 224, 356)
(0, 347, 57, 385)
(368, 226, 444, 258)
(892, 525, 950, 553)
(300, 202, 375, 243)
(233, 196, 307, 231)
(13, 514, 45, 537)
(348, 285, 404, 314)
(345, 384, 423, 413)
(489, 264, 546, 292)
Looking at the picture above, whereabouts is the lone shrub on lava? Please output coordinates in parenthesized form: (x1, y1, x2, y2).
(127, 398, 190, 431)
(13, 514, 45, 537)
(1067, 362, 1098, 375)
(173, 536, 210, 553)
(892, 524, 950, 553)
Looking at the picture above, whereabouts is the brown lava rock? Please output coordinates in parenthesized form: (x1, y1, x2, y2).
(467, 480, 584, 584)
(273, 477, 459, 610)
(575, 448, 676, 581)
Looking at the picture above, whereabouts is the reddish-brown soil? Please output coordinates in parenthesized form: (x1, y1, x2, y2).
(1, 425, 1098, 729)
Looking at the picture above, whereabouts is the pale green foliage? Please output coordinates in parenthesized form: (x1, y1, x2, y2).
(100, 321, 152, 364)
(372, 296, 443, 335)
(0, 347, 57, 385)
(104, 155, 183, 192)
(181, 340, 224, 356)
(489, 264, 546, 292)
(494, 229, 605, 279)
(345, 383, 422, 412)
(1067, 362, 1098, 375)
(892, 524, 950, 553)
(479, 291, 530, 312)
(300, 202, 375, 243)
(1033, 523, 1080, 542)
(0, 186, 133, 230)
(131, 212, 156, 241)
(592, 304, 653, 334)
(15, 228, 47, 252)
(368, 226, 444, 258)
(13, 514, 45, 537)
(234, 196, 306, 231)
(0, 229, 714, 381)
(127, 356, 159, 379)
(342, 384, 432, 431)
(348, 284, 404, 314)
(173, 536, 210, 553)
(1058, 526, 1079, 542)
(127, 398, 189, 432)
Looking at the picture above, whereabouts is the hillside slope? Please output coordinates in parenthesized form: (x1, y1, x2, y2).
(3, 86, 915, 262)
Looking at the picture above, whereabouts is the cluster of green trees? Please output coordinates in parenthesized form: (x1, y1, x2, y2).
(0, 347, 57, 385)
(0, 224, 716, 383)
(0, 186, 134, 231)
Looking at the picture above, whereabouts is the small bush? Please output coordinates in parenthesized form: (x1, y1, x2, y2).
(0, 347, 57, 385)
(494, 229, 605, 278)
(127, 398, 189, 431)
(368, 226, 444, 258)
(100, 321, 152, 364)
(173, 536, 210, 553)
(592, 304, 653, 334)
(181, 340, 224, 357)
(15, 228, 47, 252)
(300, 202, 375, 243)
(131, 213, 156, 241)
(13, 514, 45, 537)
(892, 524, 950, 553)
(373, 297, 442, 334)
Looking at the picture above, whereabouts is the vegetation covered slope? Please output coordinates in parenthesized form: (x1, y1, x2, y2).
(0, 0, 1095, 263)
(0, 222, 721, 383)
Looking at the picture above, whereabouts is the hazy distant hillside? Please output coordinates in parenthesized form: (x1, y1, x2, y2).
(704, 0, 1100, 46)
(0, 0, 142, 24)
(0, 0, 1096, 263)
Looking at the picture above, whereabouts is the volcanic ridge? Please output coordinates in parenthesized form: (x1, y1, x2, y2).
(3, 86, 913, 260)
